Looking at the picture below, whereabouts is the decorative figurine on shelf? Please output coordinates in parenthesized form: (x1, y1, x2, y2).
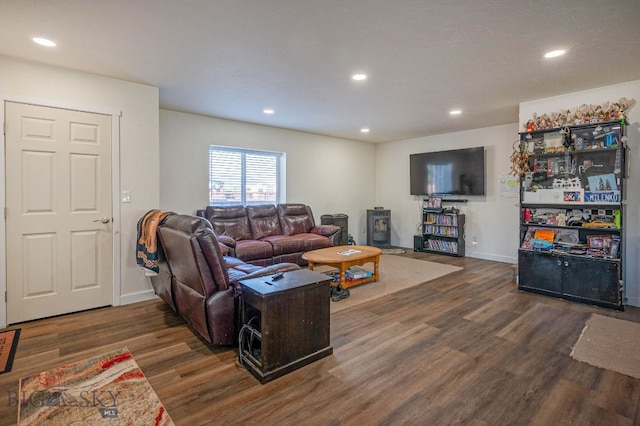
(619, 97, 635, 114)
(523, 97, 635, 131)
(556, 213, 568, 227)
(537, 114, 549, 130)
(524, 172, 534, 188)
(526, 120, 535, 133)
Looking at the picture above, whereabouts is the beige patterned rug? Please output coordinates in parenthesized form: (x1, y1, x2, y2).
(381, 248, 406, 254)
(18, 347, 173, 425)
(321, 254, 462, 313)
(571, 314, 640, 379)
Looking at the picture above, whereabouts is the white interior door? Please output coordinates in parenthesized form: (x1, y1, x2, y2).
(5, 101, 113, 323)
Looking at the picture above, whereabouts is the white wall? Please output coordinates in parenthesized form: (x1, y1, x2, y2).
(0, 56, 160, 307)
(520, 79, 640, 307)
(159, 109, 376, 243)
(376, 123, 520, 263)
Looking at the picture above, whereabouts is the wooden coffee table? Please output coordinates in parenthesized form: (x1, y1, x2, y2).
(302, 245, 382, 289)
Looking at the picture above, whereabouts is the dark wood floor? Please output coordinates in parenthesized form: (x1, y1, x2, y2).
(2, 251, 640, 425)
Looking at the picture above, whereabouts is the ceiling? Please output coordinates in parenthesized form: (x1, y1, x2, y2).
(1, 1, 639, 143)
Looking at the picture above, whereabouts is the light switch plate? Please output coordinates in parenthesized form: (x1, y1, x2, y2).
(122, 190, 131, 203)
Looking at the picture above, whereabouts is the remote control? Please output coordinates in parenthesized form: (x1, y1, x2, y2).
(271, 272, 284, 281)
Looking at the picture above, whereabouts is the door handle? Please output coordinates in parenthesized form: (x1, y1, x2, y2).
(93, 217, 110, 224)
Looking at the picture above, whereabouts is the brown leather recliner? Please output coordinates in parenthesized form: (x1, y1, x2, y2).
(154, 214, 300, 345)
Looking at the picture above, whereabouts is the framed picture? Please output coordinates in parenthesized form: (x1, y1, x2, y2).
(427, 197, 442, 209)
(608, 239, 620, 258)
(586, 235, 611, 249)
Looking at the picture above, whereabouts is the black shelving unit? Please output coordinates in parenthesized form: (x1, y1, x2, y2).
(419, 210, 465, 257)
(517, 120, 626, 310)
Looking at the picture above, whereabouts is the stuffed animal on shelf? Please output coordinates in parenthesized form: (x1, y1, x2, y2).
(524, 98, 636, 131)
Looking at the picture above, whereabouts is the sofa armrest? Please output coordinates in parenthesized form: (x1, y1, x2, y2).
(311, 225, 341, 245)
(218, 242, 231, 256)
(217, 235, 236, 256)
(217, 235, 236, 248)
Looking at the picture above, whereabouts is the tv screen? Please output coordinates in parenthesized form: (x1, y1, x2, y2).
(410, 147, 485, 196)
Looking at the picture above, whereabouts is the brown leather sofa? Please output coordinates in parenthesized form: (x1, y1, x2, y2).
(196, 203, 341, 267)
(149, 214, 300, 345)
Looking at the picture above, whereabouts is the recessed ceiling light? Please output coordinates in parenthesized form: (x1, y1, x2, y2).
(352, 73, 367, 81)
(32, 37, 56, 47)
(360, 128, 370, 133)
(544, 49, 566, 59)
(263, 108, 275, 115)
(450, 110, 462, 115)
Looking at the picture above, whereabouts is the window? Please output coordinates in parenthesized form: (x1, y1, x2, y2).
(209, 146, 284, 205)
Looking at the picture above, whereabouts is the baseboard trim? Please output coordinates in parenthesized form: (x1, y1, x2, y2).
(467, 252, 517, 264)
(625, 295, 640, 308)
(119, 289, 157, 306)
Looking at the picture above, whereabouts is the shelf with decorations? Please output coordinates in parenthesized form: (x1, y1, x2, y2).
(515, 119, 628, 310)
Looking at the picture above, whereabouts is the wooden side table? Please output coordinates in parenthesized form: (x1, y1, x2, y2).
(238, 269, 333, 384)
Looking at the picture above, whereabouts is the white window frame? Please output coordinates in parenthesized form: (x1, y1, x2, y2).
(208, 145, 285, 206)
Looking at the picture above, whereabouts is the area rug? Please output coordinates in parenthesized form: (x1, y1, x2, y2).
(0, 328, 20, 374)
(325, 254, 462, 313)
(18, 347, 174, 425)
(381, 248, 406, 254)
(570, 314, 640, 379)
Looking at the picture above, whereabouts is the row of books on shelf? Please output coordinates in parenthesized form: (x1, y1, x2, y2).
(426, 239, 459, 253)
(423, 225, 459, 237)
(423, 214, 458, 226)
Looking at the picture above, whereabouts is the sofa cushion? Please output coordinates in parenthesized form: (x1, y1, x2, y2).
(278, 203, 315, 235)
(223, 256, 248, 269)
(246, 204, 282, 240)
(235, 239, 274, 262)
(295, 233, 334, 251)
(262, 235, 306, 256)
(205, 205, 252, 241)
(227, 268, 248, 283)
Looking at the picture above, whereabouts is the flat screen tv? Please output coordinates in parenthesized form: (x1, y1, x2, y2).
(410, 147, 485, 196)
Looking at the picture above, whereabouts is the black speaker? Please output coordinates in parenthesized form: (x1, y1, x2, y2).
(413, 235, 424, 252)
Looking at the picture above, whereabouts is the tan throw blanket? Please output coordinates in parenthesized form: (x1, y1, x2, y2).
(136, 209, 175, 273)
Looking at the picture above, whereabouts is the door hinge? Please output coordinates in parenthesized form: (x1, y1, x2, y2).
(3, 122, 6, 135)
